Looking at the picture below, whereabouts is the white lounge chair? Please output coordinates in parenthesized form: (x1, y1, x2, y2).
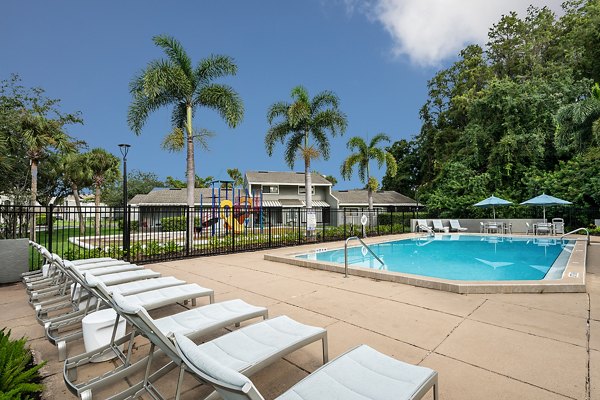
(432, 219, 445, 232)
(67, 289, 328, 400)
(415, 219, 431, 233)
(174, 333, 439, 400)
(449, 220, 467, 232)
(552, 218, 565, 235)
(64, 284, 269, 399)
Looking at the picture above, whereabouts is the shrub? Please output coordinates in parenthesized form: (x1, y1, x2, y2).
(0, 328, 45, 399)
(160, 216, 200, 232)
(35, 215, 46, 225)
(116, 219, 139, 232)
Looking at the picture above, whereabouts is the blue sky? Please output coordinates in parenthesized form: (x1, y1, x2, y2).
(1, 0, 562, 190)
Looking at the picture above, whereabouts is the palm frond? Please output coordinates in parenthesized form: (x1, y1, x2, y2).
(152, 35, 194, 82)
(193, 128, 215, 151)
(312, 109, 347, 136)
(265, 122, 294, 156)
(385, 151, 398, 177)
(128, 91, 173, 134)
(311, 90, 340, 113)
(196, 55, 237, 85)
(340, 153, 362, 181)
(290, 85, 309, 103)
(369, 133, 390, 148)
(311, 128, 330, 160)
(346, 136, 368, 152)
(284, 131, 304, 169)
(288, 100, 310, 128)
(161, 127, 185, 152)
(196, 84, 244, 128)
(266, 101, 291, 124)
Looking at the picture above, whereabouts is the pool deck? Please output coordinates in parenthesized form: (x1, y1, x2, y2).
(1, 233, 599, 399)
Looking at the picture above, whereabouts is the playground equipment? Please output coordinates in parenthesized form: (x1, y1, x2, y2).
(198, 180, 263, 237)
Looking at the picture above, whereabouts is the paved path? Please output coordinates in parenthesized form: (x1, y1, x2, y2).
(1, 235, 599, 399)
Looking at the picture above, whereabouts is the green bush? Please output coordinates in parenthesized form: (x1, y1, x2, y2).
(116, 219, 139, 232)
(35, 215, 46, 225)
(160, 216, 200, 232)
(0, 328, 45, 399)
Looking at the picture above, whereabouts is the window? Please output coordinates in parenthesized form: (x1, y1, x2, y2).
(262, 185, 279, 194)
(298, 186, 315, 195)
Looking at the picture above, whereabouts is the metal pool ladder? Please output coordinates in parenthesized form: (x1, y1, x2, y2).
(560, 227, 590, 246)
(344, 236, 385, 278)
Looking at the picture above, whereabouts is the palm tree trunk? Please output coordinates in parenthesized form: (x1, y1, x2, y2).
(304, 160, 312, 208)
(368, 188, 373, 210)
(71, 184, 85, 235)
(29, 159, 38, 242)
(185, 105, 195, 242)
(94, 183, 101, 236)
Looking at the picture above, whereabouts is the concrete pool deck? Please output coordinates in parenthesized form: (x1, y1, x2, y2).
(0, 233, 599, 399)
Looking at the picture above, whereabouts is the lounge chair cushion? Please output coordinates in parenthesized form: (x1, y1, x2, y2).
(108, 276, 186, 296)
(154, 299, 267, 338)
(277, 345, 436, 400)
(175, 332, 250, 388)
(97, 269, 161, 286)
(197, 316, 325, 373)
(122, 283, 213, 311)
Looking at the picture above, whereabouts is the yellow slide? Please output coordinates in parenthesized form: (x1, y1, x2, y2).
(219, 199, 251, 233)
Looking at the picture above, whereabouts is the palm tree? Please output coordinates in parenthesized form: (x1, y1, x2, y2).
(266, 86, 347, 208)
(59, 152, 92, 234)
(555, 82, 600, 154)
(340, 134, 398, 210)
(128, 35, 244, 239)
(20, 112, 75, 240)
(86, 148, 120, 236)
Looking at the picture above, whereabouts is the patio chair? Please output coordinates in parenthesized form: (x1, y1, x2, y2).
(414, 219, 429, 232)
(552, 218, 565, 235)
(64, 280, 269, 400)
(65, 285, 327, 400)
(174, 332, 438, 400)
(449, 220, 467, 232)
(525, 222, 534, 235)
(432, 219, 446, 232)
(45, 260, 214, 360)
(536, 223, 552, 235)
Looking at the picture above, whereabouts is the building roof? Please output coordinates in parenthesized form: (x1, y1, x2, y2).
(331, 190, 418, 207)
(246, 171, 331, 186)
(129, 188, 238, 206)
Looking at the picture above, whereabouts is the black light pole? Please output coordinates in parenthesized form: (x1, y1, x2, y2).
(118, 144, 131, 260)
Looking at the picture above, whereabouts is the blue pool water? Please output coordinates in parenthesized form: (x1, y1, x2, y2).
(296, 235, 574, 281)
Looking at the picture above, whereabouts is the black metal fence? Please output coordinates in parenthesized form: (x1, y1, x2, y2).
(0, 204, 421, 270)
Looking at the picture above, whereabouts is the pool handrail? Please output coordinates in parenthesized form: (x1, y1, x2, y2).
(344, 236, 385, 278)
(560, 227, 590, 246)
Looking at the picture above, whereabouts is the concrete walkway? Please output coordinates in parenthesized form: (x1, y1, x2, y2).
(1, 234, 599, 399)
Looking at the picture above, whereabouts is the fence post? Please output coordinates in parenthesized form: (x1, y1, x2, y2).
(124, 205, 131, 262)
(402, 210, 405, 233)
(297, 208, 301, 244)
(47, 204, 54, 253)
(268, 209, 272, 247)
(231, 209, 236, 254)
(343, 209, 346, 238)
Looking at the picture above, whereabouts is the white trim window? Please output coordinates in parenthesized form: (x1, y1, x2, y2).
(262, 185, 279, 194)
(298, 186, 315, 195)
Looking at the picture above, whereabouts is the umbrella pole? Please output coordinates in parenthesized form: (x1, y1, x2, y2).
(493, 206, 496, 220)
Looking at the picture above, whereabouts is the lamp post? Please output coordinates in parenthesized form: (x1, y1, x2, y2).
(118, 144, 131, 260)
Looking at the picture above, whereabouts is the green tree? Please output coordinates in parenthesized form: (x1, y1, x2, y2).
(226, 168, 244, 187)
(102, 170, 164, 207)
(266, 85, 346, 208)
(340, 134, 398, 210)
(381, 139, 420, 197)
(128, 34, 244, 241)
(58, 152, 93, 234)
(555, 82, 600, 154)
(165, 176, 186, 189)
(86, 148, 120, 235)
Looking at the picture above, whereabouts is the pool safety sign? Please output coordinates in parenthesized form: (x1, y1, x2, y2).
(360, 214, 368, 226)
(306, 210, 317, 231)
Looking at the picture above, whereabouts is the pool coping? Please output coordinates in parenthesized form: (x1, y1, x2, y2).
(264, 233, 588, 294)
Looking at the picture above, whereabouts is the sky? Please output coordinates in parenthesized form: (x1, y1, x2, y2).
(1, 0, 562, 191)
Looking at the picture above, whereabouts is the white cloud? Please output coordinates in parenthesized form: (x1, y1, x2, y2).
(352, 0, 564, 66)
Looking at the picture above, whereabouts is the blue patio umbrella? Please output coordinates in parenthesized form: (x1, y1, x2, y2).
(520, 193, 572, 221)
(473, 195, 513, 219)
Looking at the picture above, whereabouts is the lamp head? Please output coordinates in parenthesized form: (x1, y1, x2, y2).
(118, 143, 131, 158)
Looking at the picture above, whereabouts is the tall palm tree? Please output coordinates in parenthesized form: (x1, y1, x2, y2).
(20, 112, 75, 240)
(128, 35, 244, 239)
(266, 86, 347, 208)
(340, 134, 398, 210)
(86, 148, 120, 236)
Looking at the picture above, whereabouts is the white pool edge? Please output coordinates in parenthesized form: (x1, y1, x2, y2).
(264, 233, 587, 294)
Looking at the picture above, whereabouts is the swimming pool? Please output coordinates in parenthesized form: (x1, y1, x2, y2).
(295, 235, 574, 281)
